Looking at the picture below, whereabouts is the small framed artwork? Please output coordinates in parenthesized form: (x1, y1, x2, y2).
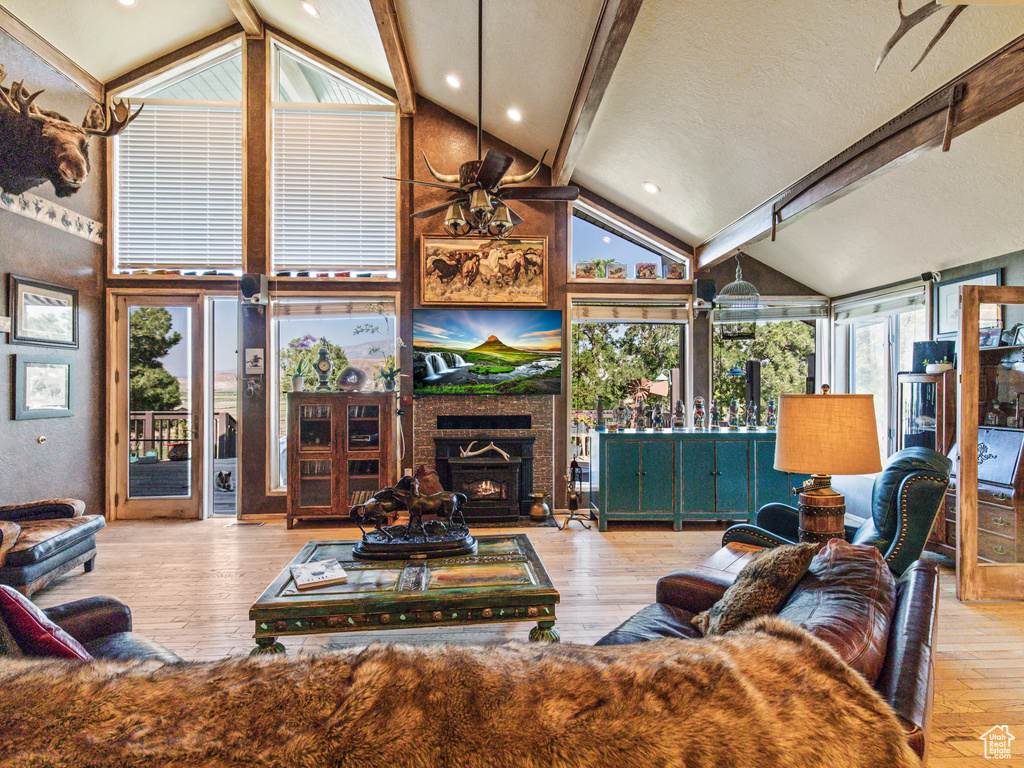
(1015, 324, 1024, 347)
(935, 269, 1001, 338)
(421, 236, 547, 305)
(574, 261, 596, 278)
(980, 327, 1001, 348)
(663, 262, 686, 280)
(606, 262, 626, 279)
(14, 356, 73, 419)
(9, 275, 79, 348)
(635, 263, 658, 279)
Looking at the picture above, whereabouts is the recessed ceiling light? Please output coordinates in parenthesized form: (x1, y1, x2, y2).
(507, 107, 522, 122)
(117, 0, 136, 6)
(602, 236, 611, 244)
(446, 74, 461, 89)
(643, 182, 660, 194)
(301, 1, 320, 18)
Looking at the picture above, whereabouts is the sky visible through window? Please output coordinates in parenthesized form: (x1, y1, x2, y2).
(572, 214, 669, 276)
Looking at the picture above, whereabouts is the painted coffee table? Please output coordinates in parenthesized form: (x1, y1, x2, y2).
(249, 534, 559, 654)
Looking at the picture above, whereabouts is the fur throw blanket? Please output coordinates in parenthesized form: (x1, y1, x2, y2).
(0, 616, 918, 768)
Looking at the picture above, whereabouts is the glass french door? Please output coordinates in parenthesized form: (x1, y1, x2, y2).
(110, 294, 204, 519)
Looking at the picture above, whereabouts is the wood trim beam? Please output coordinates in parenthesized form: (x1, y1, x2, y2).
(369, 0, 415, 115)
(552, 0, 643, 186)
(0, 4, 102, 100)
(225, 0, 264, 38)
(696, 32, 1024, 271)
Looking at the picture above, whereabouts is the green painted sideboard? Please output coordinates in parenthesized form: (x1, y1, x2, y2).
(590, 429, 807, 531)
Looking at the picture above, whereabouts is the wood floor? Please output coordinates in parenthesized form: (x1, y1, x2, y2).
(32, 517, 1024, 767)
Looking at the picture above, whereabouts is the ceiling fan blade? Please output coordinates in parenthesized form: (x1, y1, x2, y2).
(498, 185, 580, 202)
(475, 150, 514, 189)
(384, 176, 464, 193)
(412, 197, 467, 219)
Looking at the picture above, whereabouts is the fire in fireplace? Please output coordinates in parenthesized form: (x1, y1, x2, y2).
(448, 456, 522, 524)
(467, 479, 507, 500)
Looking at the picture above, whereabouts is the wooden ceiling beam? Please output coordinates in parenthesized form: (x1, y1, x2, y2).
(552, 0, 644, 187)
(0, 5, 103, 100)
(370, 0, 415, 115)
(224, 0, 263, 38)
(696, 32, 1024, 271)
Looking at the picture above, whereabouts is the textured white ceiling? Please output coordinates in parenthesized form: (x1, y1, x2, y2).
(395, 0, 605, 164)
(1, 0, 236, 82)
(745, 105, 1024, 296)
(573, 0, 1024, 247)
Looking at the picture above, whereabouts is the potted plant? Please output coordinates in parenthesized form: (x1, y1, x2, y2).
(291, 357, 312, 391)
(373, 355, 403, 391)
(924, 356, 954, 374)
(354, 303, 405, 392)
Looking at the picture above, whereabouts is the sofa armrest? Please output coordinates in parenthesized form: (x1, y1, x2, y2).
(755, 503, 801, 540)
(43, 597, 132, 644)
(881, 471, 949, 576)
(875, 560, 939, 761)
(656, 570, 733, 614)
(0, 498, 86, 523)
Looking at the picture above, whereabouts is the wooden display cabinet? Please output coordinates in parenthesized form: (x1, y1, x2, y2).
(286, 392, 397, 529)
(896, 369, 956, 554)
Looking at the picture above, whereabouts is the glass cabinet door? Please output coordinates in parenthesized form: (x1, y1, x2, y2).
(299, 404, 332, 450)
(899, 380, 938, 450)
(298, 458, 332, 508)
(347, 404, 381, 451)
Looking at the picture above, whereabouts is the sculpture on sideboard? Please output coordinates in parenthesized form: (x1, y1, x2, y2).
(694, 397, 706, 429)
(747, 400, 758, 428)
(709, 400, 718, 429)
(672, 400, 686, 430)
(728, 399, 740, 429)
(766, 397, 777, 429)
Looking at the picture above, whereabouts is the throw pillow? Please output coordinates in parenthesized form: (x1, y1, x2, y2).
(776, 538, 896, 684)
(693, 542, 819, 636)
(0, 585, 91, 660)
(0, 520, 21, 566)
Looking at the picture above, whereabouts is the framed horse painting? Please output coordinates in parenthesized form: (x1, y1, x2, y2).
(420, 236, 547, 306)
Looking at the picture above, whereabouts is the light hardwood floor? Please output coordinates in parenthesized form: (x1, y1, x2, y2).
(32, 518, 1024, 767)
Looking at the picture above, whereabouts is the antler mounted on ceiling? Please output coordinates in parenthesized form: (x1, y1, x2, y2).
(876, 1, 969, 72)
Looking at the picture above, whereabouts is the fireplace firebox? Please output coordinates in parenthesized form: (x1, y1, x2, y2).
(449, 457, 521, 523)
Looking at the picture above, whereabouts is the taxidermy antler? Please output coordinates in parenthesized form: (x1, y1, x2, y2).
(0, 64, 142, 197)
(876, 1, 968, 72)
(458, 441, 512, 461)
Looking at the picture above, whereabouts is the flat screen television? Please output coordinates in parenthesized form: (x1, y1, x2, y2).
(412, 308, 563, 395)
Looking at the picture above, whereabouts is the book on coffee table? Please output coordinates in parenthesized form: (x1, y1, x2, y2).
(290, 558, 348, 590)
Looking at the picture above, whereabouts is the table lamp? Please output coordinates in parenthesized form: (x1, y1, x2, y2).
(774, 388, 882, 543)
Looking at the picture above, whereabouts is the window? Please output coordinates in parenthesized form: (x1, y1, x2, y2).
(571, 203, 688, 280)
(113, 41, 243, 274)
(835, 286, 928, 457)
(269, 296, 397, 489)
(271, 42, 397, 277)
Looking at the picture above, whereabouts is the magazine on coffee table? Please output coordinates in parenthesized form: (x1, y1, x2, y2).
(290, 558, 348, 590)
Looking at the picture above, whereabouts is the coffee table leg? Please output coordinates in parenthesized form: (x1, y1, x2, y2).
(529, 620, 560, 643)
(250, 636, 286, 656)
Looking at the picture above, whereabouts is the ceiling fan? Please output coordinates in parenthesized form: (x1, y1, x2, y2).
(386, 0, 579, 238)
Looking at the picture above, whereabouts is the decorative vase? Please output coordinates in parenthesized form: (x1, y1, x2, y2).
(925, 363, 953, 374)
(291, 375, 305, 392)
(529, 493, 551, 522)
(381, 376, 397, 391)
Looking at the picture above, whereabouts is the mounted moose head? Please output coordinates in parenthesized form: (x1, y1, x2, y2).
(0, 65, 141, 198)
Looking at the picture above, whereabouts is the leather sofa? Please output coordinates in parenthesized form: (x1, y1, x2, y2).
(596, 543, 939, 762)
(0, 499, 105, 596)
(40, 595, 182, 663)
(721, 447, 951, 575)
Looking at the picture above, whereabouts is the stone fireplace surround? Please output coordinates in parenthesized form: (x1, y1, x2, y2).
(413, 396, 553, 516)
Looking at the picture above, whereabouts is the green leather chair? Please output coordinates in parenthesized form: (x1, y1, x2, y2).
(722, 447, 951, 575)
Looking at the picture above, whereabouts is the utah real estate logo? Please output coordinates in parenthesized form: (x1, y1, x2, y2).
(980, 725, 1014, 760)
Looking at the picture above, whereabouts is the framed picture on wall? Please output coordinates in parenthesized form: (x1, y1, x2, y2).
(9, 274, 79, 347)
(13, 356, 73, 420)
(935, 269, 1001, 338)
(420, 236, 547, 306)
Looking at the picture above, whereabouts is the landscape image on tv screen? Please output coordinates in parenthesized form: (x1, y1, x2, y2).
(413, 309, 562, 395)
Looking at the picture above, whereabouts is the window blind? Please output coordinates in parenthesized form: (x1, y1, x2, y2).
(571, 300, 690, 324)
(114, 104, 242, 272)
(713, 296, 829, 324)
(833, 285, 926, 323)
(273, 296, 396, 317)
(272, 107, 396, 273)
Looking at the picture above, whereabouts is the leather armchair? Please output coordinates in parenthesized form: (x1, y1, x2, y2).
(42, 596, 182, 663)
(722, 447, 951, 575)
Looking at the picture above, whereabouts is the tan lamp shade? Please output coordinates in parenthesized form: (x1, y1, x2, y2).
(774, 394, 882, 476)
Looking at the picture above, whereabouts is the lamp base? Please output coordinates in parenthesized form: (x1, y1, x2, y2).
(797, 475, 846, 544)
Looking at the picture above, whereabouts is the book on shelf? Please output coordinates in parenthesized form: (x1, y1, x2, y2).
(290, 558, 348, 590)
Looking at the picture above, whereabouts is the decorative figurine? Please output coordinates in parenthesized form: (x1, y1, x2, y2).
(644, 405, 654, 430)
(766, 397, 777, 429)
(596, 397, 606, 432)
(673, 400, 686, 430)
(747, 400, 758, 428)
(614, 401, 629, 430)
(315, 337, 333, 391)
(694, 397, 706, 429)
(709, 399, 718, 430)
(560, 460, 591, 530)
(728, 399, 739, 429)
(633, 402, 645, 430)
(652, 403, 664, 430)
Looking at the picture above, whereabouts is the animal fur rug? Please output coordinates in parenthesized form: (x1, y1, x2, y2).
(0, 616, 919, 768)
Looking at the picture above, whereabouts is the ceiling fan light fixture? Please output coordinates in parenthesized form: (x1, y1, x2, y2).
(487, 205, 515, 238)
(443, 203, 471, 237)
(468, 188, 493, 223)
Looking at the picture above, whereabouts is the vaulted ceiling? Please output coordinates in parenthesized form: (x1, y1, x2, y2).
(4, 0, 1023, 296)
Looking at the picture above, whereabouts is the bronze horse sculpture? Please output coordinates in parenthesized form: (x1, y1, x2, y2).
(350, 475, 468, 541)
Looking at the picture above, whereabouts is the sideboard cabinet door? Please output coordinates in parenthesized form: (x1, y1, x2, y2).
(603, 440, 641, 515)
(715, 440, 750, 513)
(682, 440, 716, 515)
(640, 440, 677, 515)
